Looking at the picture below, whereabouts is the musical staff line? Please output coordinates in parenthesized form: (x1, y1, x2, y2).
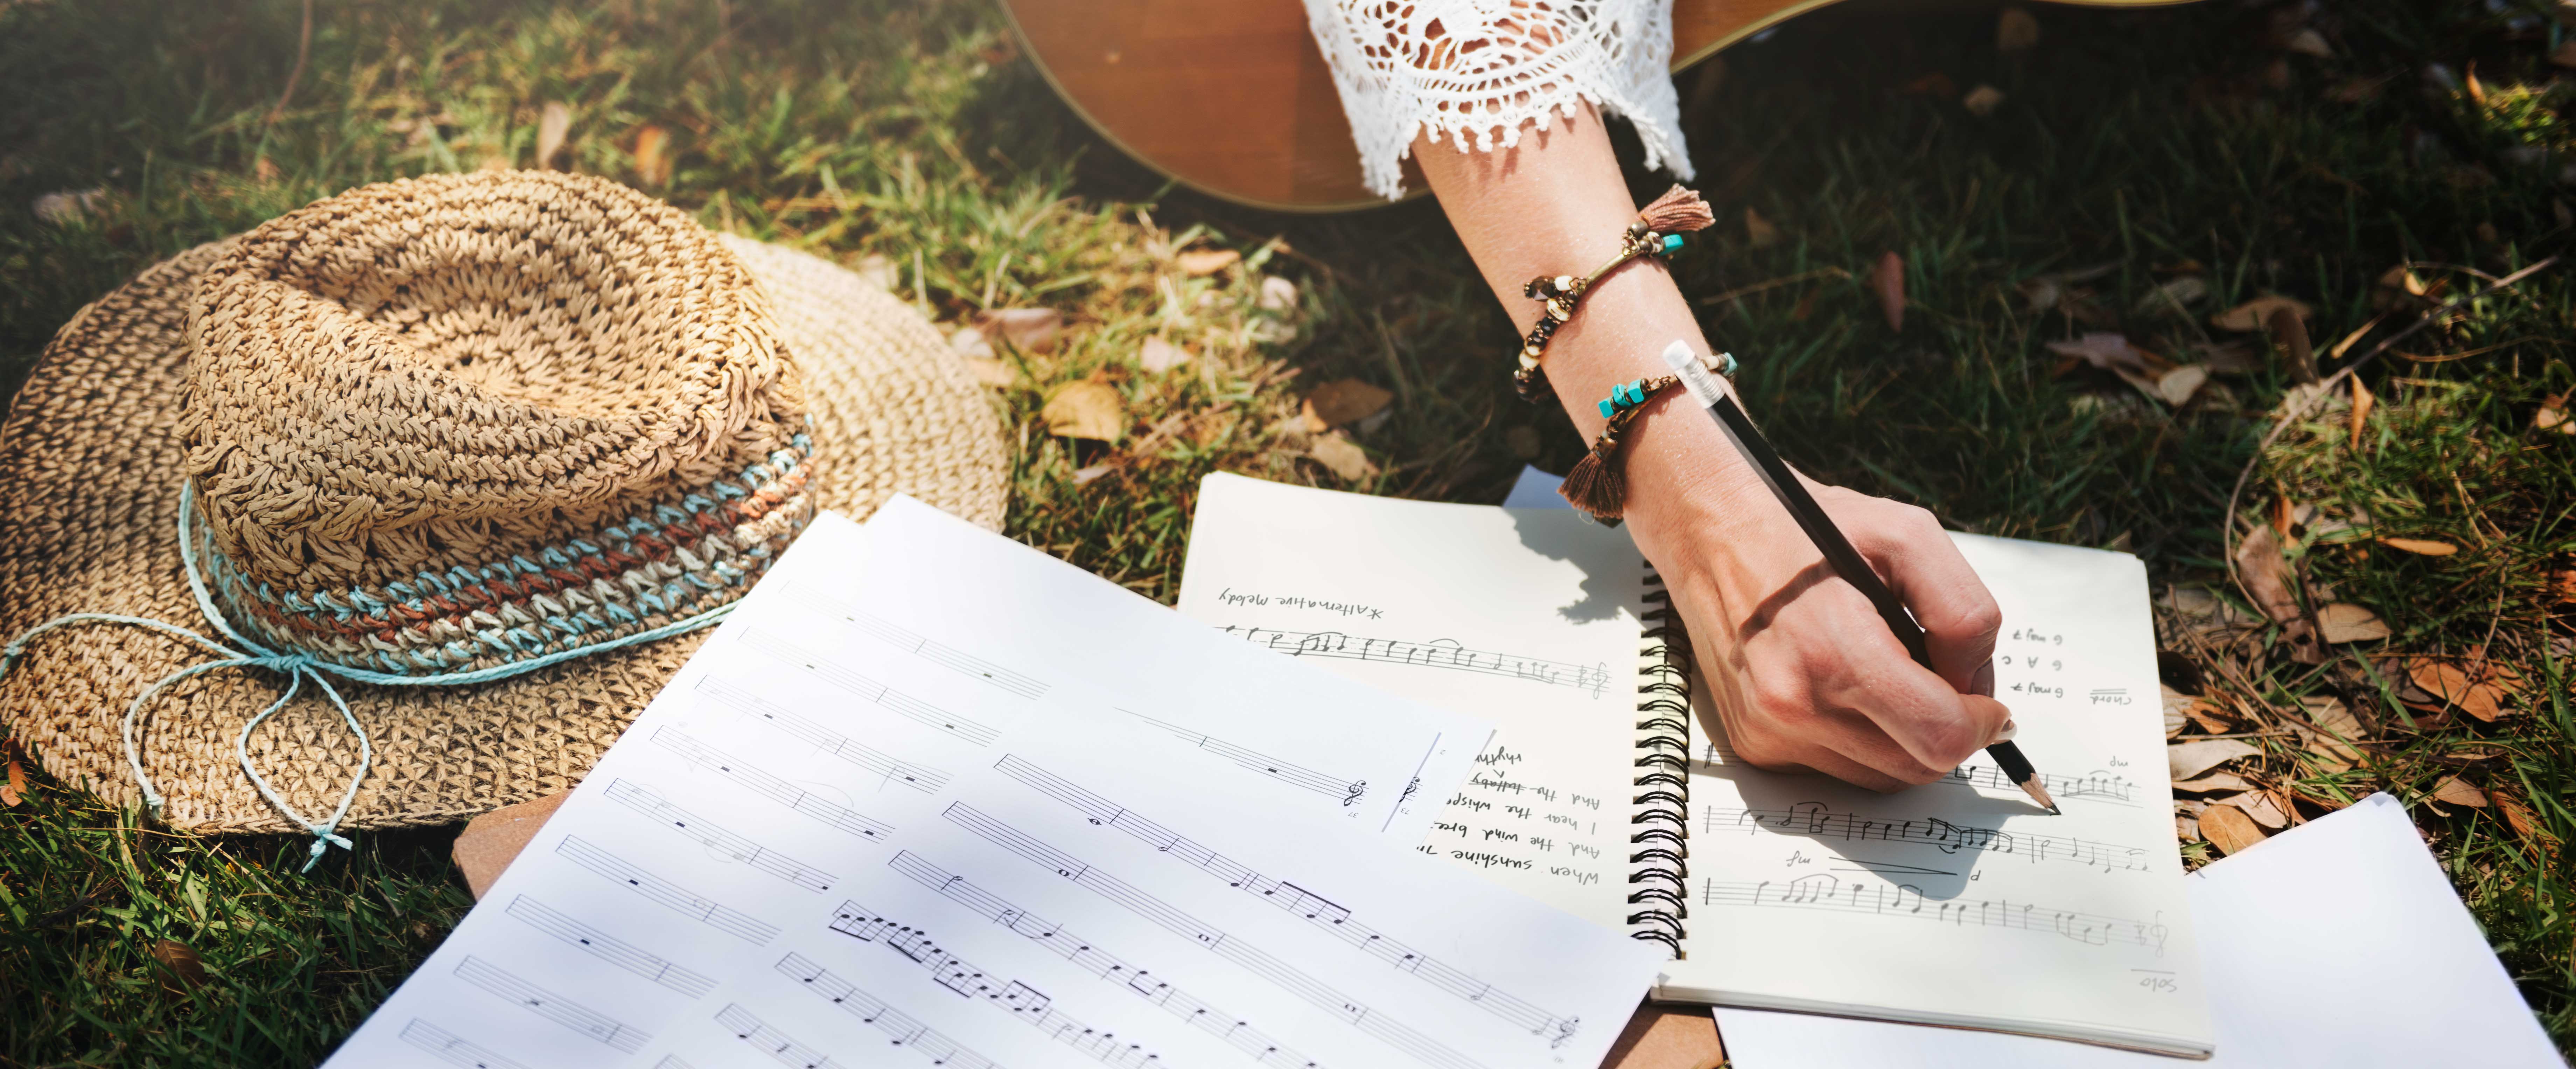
(774, 952, 1001, 1069)
(650, 725, 895, 843)
(1122, 712, 1365, 805)
(503, 895, 716, 998)
(1700, 875, 2171, 952)
(741, 628, 1003, 746)
(825, 902, 1164, 1068)
(994, 754, 1577, 1047)
(714, 1004, 843, 1069)
(399, 1018, 528, 1069)
(886, 851, 1324, 1069)
(453, 955, 648, 1054)
(943, 801, 1489, 1069)
(695, 676, 951, 794)
(653, 1058, 697, 1069)
(1216, 626, 1612, 697)
(602, 779, 838, 893)
(555, 835, 778, 943)
(786, 590, 1052, 700)
(1695, 742, 2140, 805)
(1702, 803, 2152, 873)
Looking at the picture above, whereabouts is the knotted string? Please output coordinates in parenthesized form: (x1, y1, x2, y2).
(0, 482, 740, 871)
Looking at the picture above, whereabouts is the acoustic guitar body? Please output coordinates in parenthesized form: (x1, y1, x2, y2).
(1002, 0, 2194, 212)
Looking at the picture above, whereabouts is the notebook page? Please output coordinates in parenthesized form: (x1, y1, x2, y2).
(1174, 473, 1649, 931)
(1666, 534, 2213, 1055)
(635, 707, 1668, 1069)
(322, 502, 1494, 1069)
(1713, 793, 2564, 1068)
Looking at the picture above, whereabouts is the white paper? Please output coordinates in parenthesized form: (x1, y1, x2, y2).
(1715, 793, 2566, 1067)
(1175, 473, 1651, 931)
(323, 501, 1497, 1069)
(639, 710, 1666, 1069)
(1668, 534, 2212, 1054)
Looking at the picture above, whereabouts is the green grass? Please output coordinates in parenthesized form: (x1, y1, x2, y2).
(2, 0, 2571, 1063)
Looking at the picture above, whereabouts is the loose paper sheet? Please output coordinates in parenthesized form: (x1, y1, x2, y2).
(323, 500, 1498, 1069)
(1174, 473, 1650, 930)
(1714, 793, 2565, 1068)
(1670, 534, 2213, 1054)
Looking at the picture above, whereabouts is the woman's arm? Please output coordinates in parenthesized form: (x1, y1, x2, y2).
(1413, 105, 2015, 789)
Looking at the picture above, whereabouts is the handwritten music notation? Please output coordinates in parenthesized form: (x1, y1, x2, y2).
(400, 1018, 529, 1069)
(826, 903, 1165, 1068)
(943, 801, 1489, 1069)
(994, 754, 1582, 1049)
(1695, 742, 2140, 805)
(887, 851, 1325, 1069)
(602, 779, 839, 893)
(695, 676, 951, 794)
(504, 895, 717, 999)
(1700, 875, 2171, 953)
(1217, 626, 1613, 698)
(454, 956, 649, 1054)
(1701, 804, 2154, 873)
(1122, 712, 1365, 805)
(715, 1003, 845, 1069)
(555, 835, 779, 944)
(741, 628, 1003, 746)
(650, 727, 895, 843)
(787, 590, 1052, 700)
(772, 952, 1000, 1069)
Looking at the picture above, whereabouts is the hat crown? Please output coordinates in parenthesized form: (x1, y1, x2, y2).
(182, 171, 809, 593)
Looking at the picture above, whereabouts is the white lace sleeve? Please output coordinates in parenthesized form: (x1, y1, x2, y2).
(1300, 0, 1694, 200)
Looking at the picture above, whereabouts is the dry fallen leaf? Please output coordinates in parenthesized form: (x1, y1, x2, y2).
(150, 939, 209, 991)
(1257, 275, 1298, 312)
(2211, 294, 2314, 331)
(2169, 738, 2262, 780)
(948, 326, 996, 360)
(1744, 207, 1781, 249)
(2217, 790, 2290, 829)
(1139, 336, 1191, 374)
(2160, 684, 2194, 738)
(980, 308, 1062, 351)
(1961, 85, 2007, 117)
(2155, 365, 2209, 407)
(632, 125, 671, 186)
(2536, 392, 2575, 434)
(1303, 379, 1394, 430)
(2350, 375, 2374, 450)
(2495, 791, 2559, 852)
(1996, 7, 2040, 52)
(1070, 464, 1113, 486)
(1308, 432, 1376, 481)
(2044, 332, 2155, 373)
(2282, 28, 2332, 58)
(1, 745, 24, 807)
(31, 188, 104, 226)
(2199, 803, 2268, 855)
(2316, 602, 2391, 643)
(1870, 251, 1906, 330)
(2377, 536, 2458, 556)
(961, 357, 1013, 389)
(1177, 248, 1240, 277)
(1042, 382, 1126, 443)
(2236, 524, 2322, 665)
(2428, 775, 2489, 808)
(536, 100, 572, 169)
(2171, 771, 2253, 794)
(2137, 275, 2208, 313)
(2404, 658, 2506, 722)
(2373, 265, 2431, 310)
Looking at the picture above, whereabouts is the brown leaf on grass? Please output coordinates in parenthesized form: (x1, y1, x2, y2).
(1743, 207, 1781, 249)
(536, 100, 572, 169)
(2428, 775, 2489, 808)
(1177, 248, 1241, 277)
(2199, 804, 2268, 855)
(2175, 813, 2199, 842)
(2495, 791, 2560, 852)
(2373, 265, 2431, 310)
(2316, 603, 2391, 643)
(961, 357, 1013, 389)
(2378, 536, 2459, 556)
(2160, 684, 2196, 738)
(2155, 365, 2210, 407)
(1302, 379, 1394, 431)
(948, 326, 996, 359)
(1870, 252, 1905, 330)
(2536, 393, 2574, 434)
(2136, 275, 2208, 314)
(1, 745, 24, 807)
(1070, 464, 1113, 486)
(2218, 790, 2291, 829)
(2282, 28, 2332, 58)
(1042, 382, 1126, 443)
(2236, 524, 2323, 665)
(2464, 61, 2488, 108)
(2169, 738, 2261, 780)
(979, 308, 1062, 351)
(1996, 7, 2040, 53)
(1960, 85, 2007, 117)
(150, 939, 209, 991)
(2405, 658, 2504, 722)
(1139, 336, 1191, 374)
(1308, 432, 1376, 481)
(2171, 771, 2253, 794)
(2349, 375, 2374, 450)
(632, 125, 671, 186)
(2212, 294, 2313, 331)
(2045, 333, 2156, 373)
(2269, 305, 2320, 384)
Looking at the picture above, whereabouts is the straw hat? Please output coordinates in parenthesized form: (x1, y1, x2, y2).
(0, 171, 1007, 851)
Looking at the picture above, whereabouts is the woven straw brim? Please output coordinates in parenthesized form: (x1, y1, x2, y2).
(0, 233, 1007, 834)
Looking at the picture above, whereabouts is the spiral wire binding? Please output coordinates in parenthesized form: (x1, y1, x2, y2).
(1629, 569, 1693, 956)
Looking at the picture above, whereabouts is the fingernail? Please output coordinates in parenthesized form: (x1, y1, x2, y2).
(1972, 659, 1995, 697)
(1992, 719, 2018, 743)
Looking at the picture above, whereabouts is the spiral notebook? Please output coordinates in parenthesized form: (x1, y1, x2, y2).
(1177, 473, 2216, 1058)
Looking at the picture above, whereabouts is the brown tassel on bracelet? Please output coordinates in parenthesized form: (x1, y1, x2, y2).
(1512, 186, 1717, 404)
(1556, 350, 1739, 522)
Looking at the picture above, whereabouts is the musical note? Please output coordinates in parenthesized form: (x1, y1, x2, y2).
(553, 836, 778, 943)
(694, 676, 951, 794)
(504, 896, 717, 998)
(1701, 876, 2170, 952)
(821, 905, 1164, 1068)
(453, 956, 648, 1054)
(651, 726, 895, 843)
(1218, 626, 1613, 697)
(1121, 711, 1364, 803)
(713, 1003, 845, 1069)
(783, 589, 1052, 700)
(399, 1018, 530, 1069)
(1696, 741, 2140, 806)
(601, 779, 840, 893)
(1701, 804, 2151, 873)
(740, 627, 1002, 745)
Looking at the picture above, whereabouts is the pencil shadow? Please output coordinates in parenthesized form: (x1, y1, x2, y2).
(1690, 761, 2042, 900)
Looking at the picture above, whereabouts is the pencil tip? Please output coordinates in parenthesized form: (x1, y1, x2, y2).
(2047, 804, 2063, 816)
(2020, 778, 2060, 815)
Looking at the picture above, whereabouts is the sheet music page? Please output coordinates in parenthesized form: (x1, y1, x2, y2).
(322, 501, 1497, 1069)
(1171, 473, 1650, 931)
(1667, 534, 2214, 1055)
(636, 709, 1667, 1069)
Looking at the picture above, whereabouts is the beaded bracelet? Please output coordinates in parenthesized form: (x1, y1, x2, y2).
(1558, 350, 1740, 523)
(1513, 185, 1717, 404)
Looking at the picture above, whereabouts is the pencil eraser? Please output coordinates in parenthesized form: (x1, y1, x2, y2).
(1659, 340, 1696, 371)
